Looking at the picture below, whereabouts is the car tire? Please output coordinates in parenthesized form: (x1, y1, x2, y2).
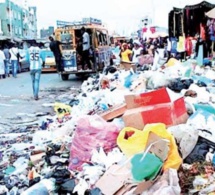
(61, 74, 69, 81)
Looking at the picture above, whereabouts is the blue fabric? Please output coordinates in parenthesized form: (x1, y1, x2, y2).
(210, 35, 215, 42)
(212, 154, 215, 166)
(170, 37, 177, 54)
(196, 45, 203, 66)
(203, 58, 210, 65)
(30, 69, 41, 98)
(11, 60, 18, 78)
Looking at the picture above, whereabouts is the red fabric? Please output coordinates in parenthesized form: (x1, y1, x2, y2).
(185, 37, 192, 56)
(143, 27, 147, 33)
(200, 24, 206, 41)
(150, 27, 156, 33)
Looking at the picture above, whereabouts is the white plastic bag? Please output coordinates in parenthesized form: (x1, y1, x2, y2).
(142, 169, 181, 195)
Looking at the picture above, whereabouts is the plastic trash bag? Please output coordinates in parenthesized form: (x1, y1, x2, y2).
(142, 169, 181, 195)
(168, 124, 199, 159)
(54, 102, 71, 119)
(118, 124, 182, 170)
(131, 153, 163, 181)
(143, 124, 182, 170)
(187, 109, 215, 143)
(69, 115, 120, 170)
(22, 179, 55, 195)
(117, 127, 146, 156)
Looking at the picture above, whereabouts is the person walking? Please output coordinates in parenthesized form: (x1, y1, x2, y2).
(9, 44, 19, 78)
(0, 47, 5, 79)
(29, 41, 43, 100)
(3, 45, 10, 78)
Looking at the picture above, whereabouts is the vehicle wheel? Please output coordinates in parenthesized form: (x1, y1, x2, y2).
(61, 74, 69, 81)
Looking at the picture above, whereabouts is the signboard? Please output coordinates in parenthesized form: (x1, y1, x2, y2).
(56, 21, 74, 28)
(56, 18, 102, 28)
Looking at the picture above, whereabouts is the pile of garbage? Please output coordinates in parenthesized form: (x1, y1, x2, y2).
(1, 58, 215, 194)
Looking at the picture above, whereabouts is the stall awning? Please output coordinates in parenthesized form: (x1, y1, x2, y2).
(206, 7, 215, 18)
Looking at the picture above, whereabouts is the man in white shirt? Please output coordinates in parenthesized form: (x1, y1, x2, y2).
(29, 40, 43, 100)
(9, 44, 19, 78)
(80, 27, 91, 70)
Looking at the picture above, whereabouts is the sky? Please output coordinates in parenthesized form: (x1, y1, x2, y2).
(29, 0, 215, 35)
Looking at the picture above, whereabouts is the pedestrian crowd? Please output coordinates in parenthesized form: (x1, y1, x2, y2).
(114, 33, 215, 71)
(0, 43, 21, 79)
(0, 41, 45, 101)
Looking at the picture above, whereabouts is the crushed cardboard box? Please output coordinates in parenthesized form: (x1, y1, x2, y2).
(123, 88, 188, 129)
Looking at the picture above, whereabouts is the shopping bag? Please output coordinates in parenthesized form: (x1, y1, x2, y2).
(141, 123, 182, 170)
(117, 127, 145, 156)
(131, 135, 169, 182)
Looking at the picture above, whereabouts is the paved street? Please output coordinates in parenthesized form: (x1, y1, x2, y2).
(0, 71, 82, 120)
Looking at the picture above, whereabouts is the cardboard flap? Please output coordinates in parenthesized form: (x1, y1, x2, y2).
(95, 164, 132, 195)
(125, 88, 172, 109)
(146, 132, 169, 162)
(139, 88, 171, 105)
(134, 175, 162, 195)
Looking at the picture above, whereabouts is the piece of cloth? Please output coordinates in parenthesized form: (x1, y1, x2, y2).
(185, 37, 193, 56)
(132, 47, 142, 64)
(200, 24, 206, 40)
(121, 49, 132, 62)
(9, 47, 19, 60)
(167, 38, 172, 52)
(0, 50, 5, 75)
(177, 36, 185, 53)
(11, 60, 18, 78)
(170, 37, 178, 54)
(29, 46, 43, 70)
(82, 32, 90, 51)
(196, 45, 204, 66)
(30, 69, 41, 98)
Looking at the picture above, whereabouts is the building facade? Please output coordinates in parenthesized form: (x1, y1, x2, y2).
(0, 0, 37, 39)
(40, 26, 54, 39)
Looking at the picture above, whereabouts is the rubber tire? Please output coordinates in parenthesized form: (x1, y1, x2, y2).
(61, 74, 69, 81)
